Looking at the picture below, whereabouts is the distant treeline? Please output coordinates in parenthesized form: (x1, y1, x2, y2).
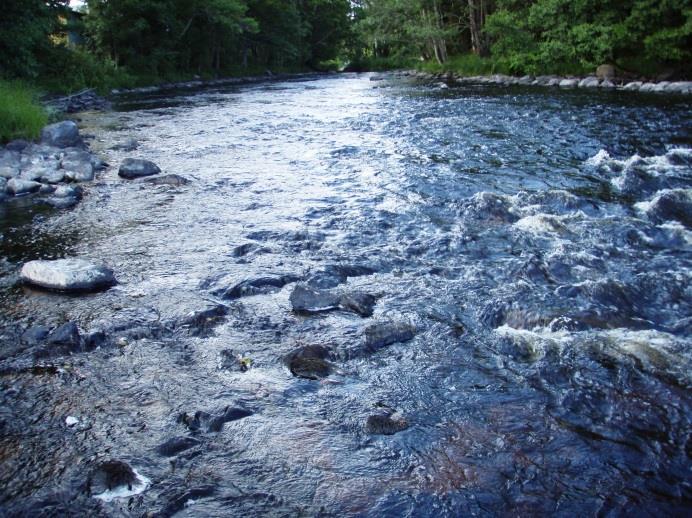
(1, 0, 689, 93)
(354, 0, 691, 77)
(1, 0, 353, 91)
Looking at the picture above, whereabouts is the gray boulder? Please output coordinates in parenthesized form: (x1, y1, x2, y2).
(20, 258, 116, 292)
(622, 81, 643, 91)
(579, 77, 600, 88)
(665, 81, 692, 94)
(559, 79, 579, 88)
(41, 170, 66, 184)
(40, 121, 81, 148)
(289, 284, 377, 317)
(52, 185, 83, 198)
(289, 284, 340, 313)
(0, 165, 19, 179)
(6, 178, 41, 195)
(599, 79, 616, 89)
(5, 139, 29, 152)
(62, 152, 94, 182)
(64, 169, 95, 182)
(639, 82, 657, 92)
(119, 158, 161, 179)
(45, 196, 80, 209)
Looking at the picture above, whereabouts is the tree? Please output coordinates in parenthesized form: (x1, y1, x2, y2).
(0, 0, 70, 78)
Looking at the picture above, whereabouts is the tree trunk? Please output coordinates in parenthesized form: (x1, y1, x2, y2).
(468, 0, 489, 56)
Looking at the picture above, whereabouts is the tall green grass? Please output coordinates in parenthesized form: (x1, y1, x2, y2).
(0, 80, 48, 143)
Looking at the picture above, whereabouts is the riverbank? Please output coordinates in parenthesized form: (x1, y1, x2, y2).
(383, 69, 692, 95)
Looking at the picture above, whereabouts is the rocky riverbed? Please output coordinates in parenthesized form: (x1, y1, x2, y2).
(0, 73, 690, 516)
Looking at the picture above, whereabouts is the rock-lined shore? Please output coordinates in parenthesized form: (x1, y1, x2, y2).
(382, 69, 692, 94)
(1, 119, 170, 210)
(0, 121, 104, 208)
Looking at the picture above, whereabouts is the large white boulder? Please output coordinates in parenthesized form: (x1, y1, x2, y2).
(21, 258, 116, 292)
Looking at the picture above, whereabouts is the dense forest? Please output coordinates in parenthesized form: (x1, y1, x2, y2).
(356, 0, 691, 77)
(0, 0, 690, 91)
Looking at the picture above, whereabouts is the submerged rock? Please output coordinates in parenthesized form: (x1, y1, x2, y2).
(176, 303, 228, 335)
(285, 345, 333, 380)
(111, 138, 138, 151)
(219, 349, 251, 371)
(289, 284, 377, 317)
(364, 321, 416, 351)
(144, 174, 190, 186)
(218, 274, 299, 299)
(643, 189, 692, 227)
(180, 406, 253, 433)
(118, 158, 161, 179)
(156, 436, 201, 457)
(306, 264, 376, 289)
(46, 322, 81, 348)
(365, 412, 409, 435)
(20, 258, 116, 292)
(21, 325, 50, 345)
(41, 121, 81, 148)
(339, 292, 377, 317)
(289, 284, 340, 313)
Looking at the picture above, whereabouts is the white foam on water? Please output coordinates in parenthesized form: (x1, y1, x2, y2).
(585, 149, 611, 167)
(93, 469, 150, 503)
(514, 213, 569, 234)
(659, 222, 692, 245)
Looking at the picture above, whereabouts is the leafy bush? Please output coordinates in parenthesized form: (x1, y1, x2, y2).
(39, 47, 136, 93)
(0, 80, 48, 143)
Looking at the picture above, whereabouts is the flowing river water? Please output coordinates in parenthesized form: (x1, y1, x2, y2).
(1, 73, 691, 516)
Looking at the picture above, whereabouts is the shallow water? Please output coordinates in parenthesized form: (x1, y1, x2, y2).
(1, 74, 691, 516)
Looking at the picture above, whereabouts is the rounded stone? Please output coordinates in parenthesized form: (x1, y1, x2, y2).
(20, 258, 116, 292)
(118, 158, 161, 179)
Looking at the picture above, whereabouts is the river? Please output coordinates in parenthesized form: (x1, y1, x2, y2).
(1, 73, 690, 516)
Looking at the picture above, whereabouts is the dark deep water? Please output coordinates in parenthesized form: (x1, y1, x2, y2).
(1, 73, 691, 516)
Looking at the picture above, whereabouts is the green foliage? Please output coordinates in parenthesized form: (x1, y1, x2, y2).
(0, 81, 48, 143)
(0, 0, 69, 79)
(38, 48, 136, 93)
(485, 0, 691, 76)
(357, 0, 691, 77)
(418, 53, 501, 75)
(2, 0, 353, 94)
(347, 55, 419, 71)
